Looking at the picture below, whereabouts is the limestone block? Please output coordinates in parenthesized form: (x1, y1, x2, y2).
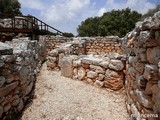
(0, 81, 18, 97)
(60, 56, 73, 78)
(87, 71, 98, 79)
(152, 87, 160, 113)
(99, 61, 109, 69)
(135, 89, 154, 109)
(98, 74, 105, 81)
(134, 62, 145, 74)
(86, 78, 94, 84)
(77, 67, 86, 80)
(147, 47, 160, 64)
(108, 59, 124, 71)
(0, 42, 13, 55)
(136, 75, 147, 89)
(94, 80, 104, 88)
(104, 69, 124, 90)
(47, 61, 56, 69)
(89, 65, 105, 74)
(143, 64, 158, 81)
(17, 99, 24, 112)
(0, 76, 5, 87)
(0, 106, 3, 118)
(3, 103, 11, 112)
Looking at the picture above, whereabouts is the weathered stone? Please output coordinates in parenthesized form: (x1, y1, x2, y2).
(0, 81, 18, 97)
(90, 65, 105, 74)
(128, 56, 138, 66)
(147, 47, 160, 64)
(25, 82, 33, 95)
(0, 42, 13, 55)
(11, 95, 20, 107)
(98, 74, 105, 81)
(19, 66, 30, 85)
(134, 62, 145, 74)
(73, 59, 81, 67)
(135, 89, 154, 109)
(48, 49, 58, 57)
(58, 53, 65, 67)
(0, 59, 4, 67)
(60, 56, 73, 78)
(138, 48, 147, 62)
(0, 76, 5, 87)
(47, 61, 56, 69)
(87, 71, 98, 79)
(143, 64, 158, 81)
(152, 88, 160, 114)
(94, 80, 104, 88)
(104, 69, 124, 90)
(0, 106, 3, 118)
(108, 59, 124, 71)
(17, 99, 24, 112)
(1, 55, 14, 63)
(86, 78, 94, 84)
(128, 67, 137, 80)
(3, 103, 11, 112)
(99, 61, 109, 69)
(145, 82, 157, 95)
(77, 67, 86, 80)
(136, 75, 147, 89)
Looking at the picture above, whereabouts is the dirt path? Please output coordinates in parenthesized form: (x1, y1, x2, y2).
(21, 63, 129, 120)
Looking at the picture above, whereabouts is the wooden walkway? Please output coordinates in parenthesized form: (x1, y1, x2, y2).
(0, 14, 63, 38)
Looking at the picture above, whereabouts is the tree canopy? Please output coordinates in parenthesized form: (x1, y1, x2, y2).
(77, 8, 142, 37)
(0, 0, 22, 15)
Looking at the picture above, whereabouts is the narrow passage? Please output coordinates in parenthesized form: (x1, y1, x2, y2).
(22, 63, 129, 120)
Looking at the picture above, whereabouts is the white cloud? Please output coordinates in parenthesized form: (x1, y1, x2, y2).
(19, 0, 156, 35)
(19, 0, 45, 10)
(97, 0, 156, 16)
(40, 0, 96, 34)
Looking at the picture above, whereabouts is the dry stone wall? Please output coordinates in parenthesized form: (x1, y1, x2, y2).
(43, 36, 122, 55)
(46, 38, 126, 91)
(123, 11, 160, 120)
(70, 54, 126, 91)
(0, 38, 46, 119)
(39, 35, 73, 53)
(84, 37, 122, 54)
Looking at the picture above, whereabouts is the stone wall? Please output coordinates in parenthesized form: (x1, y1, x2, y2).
(84, 36, 122, 54)
(39, 35, 73, 52)
(42, 36, 122, 55)
(66, 54, 126, 91)
(47, 40, 126, 91)
(123, 11, 160, 120)
(0, 38, 46, 119)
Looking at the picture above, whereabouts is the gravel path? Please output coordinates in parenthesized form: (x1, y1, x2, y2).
(21, 63, 129, 120)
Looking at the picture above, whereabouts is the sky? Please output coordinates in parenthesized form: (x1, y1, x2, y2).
(19, 0, 159, 35)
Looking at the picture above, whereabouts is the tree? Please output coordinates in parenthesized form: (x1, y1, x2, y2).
(77, 17, 99, 37)
(0, 0, 22, 16)
(63, 32, 74, 37)
(77, 8, 142, 37)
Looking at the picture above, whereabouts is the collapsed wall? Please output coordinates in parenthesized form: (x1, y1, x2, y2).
(123, 11, 160, 119)
(0, 38, 46, 119)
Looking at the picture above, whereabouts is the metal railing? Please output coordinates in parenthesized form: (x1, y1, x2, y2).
(0, 14, 63, 35)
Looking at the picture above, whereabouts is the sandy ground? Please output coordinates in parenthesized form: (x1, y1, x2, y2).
(21, 63, 129, 120)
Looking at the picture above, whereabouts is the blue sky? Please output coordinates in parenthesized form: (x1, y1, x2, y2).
(19, 0, 159, 35)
